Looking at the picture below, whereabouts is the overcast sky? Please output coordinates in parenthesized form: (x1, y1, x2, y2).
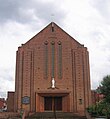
(0, 0, 110, 98)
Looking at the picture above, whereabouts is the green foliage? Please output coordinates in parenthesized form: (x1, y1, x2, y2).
(87, 75, 110, 118)
(87, 101, 110, 117)
(87, 105, 97, 116)
(100, 75, 110, 103)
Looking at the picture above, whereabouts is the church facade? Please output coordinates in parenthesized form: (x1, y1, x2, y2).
(14, 22, 91, 116)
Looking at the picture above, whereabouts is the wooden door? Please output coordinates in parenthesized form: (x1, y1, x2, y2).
(44, 97, 62, 111)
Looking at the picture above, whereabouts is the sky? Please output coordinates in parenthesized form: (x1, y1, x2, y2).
(0, 0, 110, 98)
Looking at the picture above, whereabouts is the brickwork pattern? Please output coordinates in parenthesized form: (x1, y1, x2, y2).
(13, 22, 91, 116)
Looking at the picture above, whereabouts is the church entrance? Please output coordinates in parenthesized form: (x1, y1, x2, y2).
(44, 97, 62, 111)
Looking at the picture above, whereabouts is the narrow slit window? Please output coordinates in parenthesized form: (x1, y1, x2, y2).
(51, 41, 55, 78)
(44, 41, 48, 79)
(58, 41, 62, 79)
(52, 27, 54, 32)
(79, 99, 82, 104)
(52, 22, 54, 32)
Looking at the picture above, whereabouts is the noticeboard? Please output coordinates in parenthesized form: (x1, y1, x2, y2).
(22, 96, 30, 104)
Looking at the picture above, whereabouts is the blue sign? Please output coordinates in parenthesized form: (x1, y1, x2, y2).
(22, 96, 30, 104)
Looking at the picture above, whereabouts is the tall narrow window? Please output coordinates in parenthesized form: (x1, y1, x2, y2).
(52, 22, 54, 32)
(51, 41, 55, 78)
(58, 41, 62, 79)
(44, 41, 48, 79)
(79, 99, 82, 104)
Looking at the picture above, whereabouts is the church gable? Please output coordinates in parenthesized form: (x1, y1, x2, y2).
(21, 22, 82, 50)
(13, 22, 91, 116)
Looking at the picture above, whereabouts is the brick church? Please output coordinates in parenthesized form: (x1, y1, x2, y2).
(8, 22, 91, 116)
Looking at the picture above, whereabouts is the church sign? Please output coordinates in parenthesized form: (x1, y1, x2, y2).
(22, 96, 30, 104)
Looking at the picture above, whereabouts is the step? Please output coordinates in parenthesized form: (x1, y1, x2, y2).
(26, 112, 87, 119)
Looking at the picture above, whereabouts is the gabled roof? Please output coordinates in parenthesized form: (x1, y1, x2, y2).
(52, 22, 82, 45)
(24, 22, 82, 46)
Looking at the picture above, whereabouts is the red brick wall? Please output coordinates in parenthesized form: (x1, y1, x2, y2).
(7, 92, 14, 112)
(91, 90, 104, 105)
(0, 100, 4, 109)
(14, 22, 91, 116)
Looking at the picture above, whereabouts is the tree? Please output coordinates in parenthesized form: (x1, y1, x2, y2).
(100, 75, 110, 103)
(87, 75, 110, 118)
